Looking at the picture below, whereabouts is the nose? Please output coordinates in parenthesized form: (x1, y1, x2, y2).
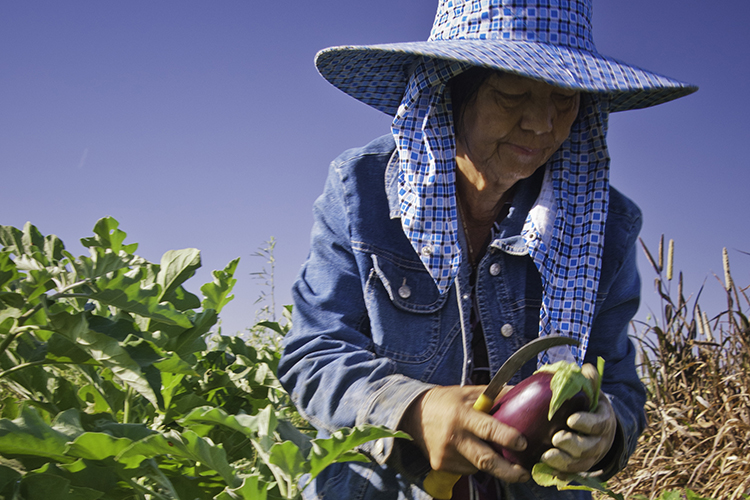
(520, 98, 554, 135)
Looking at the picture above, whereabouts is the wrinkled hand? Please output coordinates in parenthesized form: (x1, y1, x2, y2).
(399, 385, 530, 482)
(541, 364, 617, 473)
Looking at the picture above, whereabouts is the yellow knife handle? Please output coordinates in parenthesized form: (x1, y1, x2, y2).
(423, 393, 496, 498)
(423, 470, 461, 499)
(472, 393, 495, 413)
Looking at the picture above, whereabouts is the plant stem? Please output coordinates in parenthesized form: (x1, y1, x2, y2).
(148, 459, 181, 500)
(0, 360, 74, 379)
(123, 386, 133, 424)
(124, 476, 172, 500)
(0, 303, 44, 358)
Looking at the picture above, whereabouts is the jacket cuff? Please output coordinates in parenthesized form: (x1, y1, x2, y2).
(355, 374, 434, 476)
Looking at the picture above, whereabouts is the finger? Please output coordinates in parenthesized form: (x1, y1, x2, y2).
(581, 363, 599, 385)
(454, 435, 530, 482)
(464, 412, 527, 452)
(541, 448, 597, 473)
(567, 395, 614, 435)
(551, 430, 600, 458)
(567, 410, 607, 435)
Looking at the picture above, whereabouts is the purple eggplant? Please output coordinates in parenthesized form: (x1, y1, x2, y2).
(489, 372, 590, 471)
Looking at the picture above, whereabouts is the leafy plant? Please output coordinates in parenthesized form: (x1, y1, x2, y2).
(0, 217, 403, 500)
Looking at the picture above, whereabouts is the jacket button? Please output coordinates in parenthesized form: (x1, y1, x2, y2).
(501, 324, 514, 338)
(398, 284, 412, 299)
(489, 263, 501, 276)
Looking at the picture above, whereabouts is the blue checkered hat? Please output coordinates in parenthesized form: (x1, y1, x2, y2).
(316, 0, 697, 113)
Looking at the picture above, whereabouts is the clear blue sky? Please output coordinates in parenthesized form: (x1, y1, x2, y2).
(2, 1, 748, 335)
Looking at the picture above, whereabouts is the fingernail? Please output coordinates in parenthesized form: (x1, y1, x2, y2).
(516, 436, 527, 450)
(515, 466, 531, 482)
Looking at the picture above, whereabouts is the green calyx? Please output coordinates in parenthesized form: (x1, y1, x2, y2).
(535, 357, 605, 420)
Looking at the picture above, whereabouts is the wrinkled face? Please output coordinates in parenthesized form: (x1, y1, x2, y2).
(454, 73, 580, 192)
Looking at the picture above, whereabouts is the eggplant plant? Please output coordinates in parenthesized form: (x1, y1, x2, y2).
(0, 217, 402, 500)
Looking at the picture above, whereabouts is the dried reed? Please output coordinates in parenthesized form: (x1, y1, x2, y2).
(598, 238, 750, 500)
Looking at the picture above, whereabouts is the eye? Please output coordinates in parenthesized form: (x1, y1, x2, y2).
(553, 92, 578, 107)
(494, 90, 525, 106)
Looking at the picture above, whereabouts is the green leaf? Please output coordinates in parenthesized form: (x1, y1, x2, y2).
(268, 440, 307, 491)
(531, 463, 624, 500)
(657, 493, 682, 500)
(50, 311, 159, 407)
(77, 385, 112, 413)
(51, 409, 86, 440)
(164, 285, 202, 311)
(255, 321, 285, 336)
(0, 406, 72, 463)
(153, 351, 199, 375)
(180, 406, 261, 438)
(117, 429, 240, 488)
(0, 225, 26, 255)
(157, 249, 201, 301)
(46, 333, 94, 364)
(685, 489, 715, 500)
(307, 426, 408, 479)
(79, 217, 137, 255)
(214, 474, 269, 500)
(70, 249, 134, 282)
(0, 464, 22, 493)
(66, 486, 104, 500)
(91, 267, 192, 328)
(201, 258, 239, 314)
(0, 251, 20, 289)
(65, 432, 135, 461)
(19, 472, 71, 500)
(167, 309, 217, 358)
(0, 291, 24, 308)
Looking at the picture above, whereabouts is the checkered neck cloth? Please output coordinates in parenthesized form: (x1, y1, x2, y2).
(392, 58, 610, 365)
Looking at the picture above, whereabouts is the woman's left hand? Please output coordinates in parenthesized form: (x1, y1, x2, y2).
(540, 364, 617, 473)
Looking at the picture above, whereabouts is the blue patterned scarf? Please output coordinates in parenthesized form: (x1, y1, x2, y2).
(391, 58, 610, 365)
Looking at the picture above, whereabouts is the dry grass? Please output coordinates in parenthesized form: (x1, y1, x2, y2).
(601, 237, 750, 500)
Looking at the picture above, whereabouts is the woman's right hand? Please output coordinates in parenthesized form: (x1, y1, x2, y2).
(399, 385, 530, 482)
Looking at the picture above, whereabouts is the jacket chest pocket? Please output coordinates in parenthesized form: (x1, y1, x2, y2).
(364, 253, 450, 363)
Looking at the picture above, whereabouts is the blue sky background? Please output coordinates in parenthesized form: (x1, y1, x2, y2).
(2, 1, 748, 336)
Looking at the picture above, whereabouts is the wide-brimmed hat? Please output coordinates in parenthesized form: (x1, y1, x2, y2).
(315, 0, 697, 114)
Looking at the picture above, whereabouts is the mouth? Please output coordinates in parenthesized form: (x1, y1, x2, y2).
(508, 144, 547, 158)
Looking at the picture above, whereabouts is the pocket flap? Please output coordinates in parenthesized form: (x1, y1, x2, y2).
(370, 254, 449, 313)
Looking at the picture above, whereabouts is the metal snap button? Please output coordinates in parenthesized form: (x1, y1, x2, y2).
(421, 245, 433, 256)
(489, 263, 501, 276)
(398, 284, 412, 299)
(501, 324, 514, 338)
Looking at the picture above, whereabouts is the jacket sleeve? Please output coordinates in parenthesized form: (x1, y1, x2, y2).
(583, 199, 647, 480)
(277, 160, 434, 468)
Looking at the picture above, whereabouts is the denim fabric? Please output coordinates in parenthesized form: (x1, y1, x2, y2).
(278, 134, 646, 500)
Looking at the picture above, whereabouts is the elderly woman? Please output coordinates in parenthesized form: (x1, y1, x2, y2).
(278, 1, 696, 499)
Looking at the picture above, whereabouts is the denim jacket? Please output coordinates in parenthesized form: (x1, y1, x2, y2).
(278, 134, 646, 500)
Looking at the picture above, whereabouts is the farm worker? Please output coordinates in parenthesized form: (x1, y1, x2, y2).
(277, 1, 697, 499)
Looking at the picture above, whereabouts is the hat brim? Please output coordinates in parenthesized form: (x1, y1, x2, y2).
(315, 40, 697, 114)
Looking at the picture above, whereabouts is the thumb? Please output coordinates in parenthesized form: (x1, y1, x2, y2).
(581, 363, 599, 386)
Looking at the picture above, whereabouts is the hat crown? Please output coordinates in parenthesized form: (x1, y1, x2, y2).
(429, 0, 595, 52)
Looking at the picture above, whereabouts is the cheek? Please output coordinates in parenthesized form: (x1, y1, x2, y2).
(553, 109, 579, 144)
